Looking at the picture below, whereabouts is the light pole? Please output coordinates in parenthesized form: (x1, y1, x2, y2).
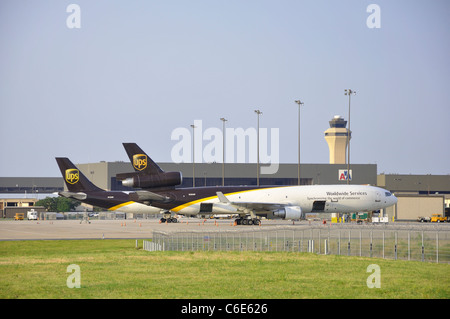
(254, 110, 262, 187)
(344, 89, 356, 184)
(190, 124, 196, 187)
(294, 100, 304, 185)
(220, 117, 227, 186)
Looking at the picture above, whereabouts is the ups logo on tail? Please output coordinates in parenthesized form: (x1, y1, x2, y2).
(65, 169, 79, 184)
(133, 154, 147, 171)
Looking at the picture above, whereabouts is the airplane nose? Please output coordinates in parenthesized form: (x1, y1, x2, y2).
(392, 194, 398, 206)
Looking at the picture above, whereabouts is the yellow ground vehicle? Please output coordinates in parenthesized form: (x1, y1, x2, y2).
(431, 214, 447, 223)
(14, 213, 24, 220)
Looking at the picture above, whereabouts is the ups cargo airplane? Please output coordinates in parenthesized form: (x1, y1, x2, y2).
(56, 157, 162, 215)
(55, 143, 397, 225)
(116, 143, 397, 225)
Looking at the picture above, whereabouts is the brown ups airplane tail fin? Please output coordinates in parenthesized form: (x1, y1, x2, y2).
(55, 157, 102, 192)
(122, 143, 164, 175)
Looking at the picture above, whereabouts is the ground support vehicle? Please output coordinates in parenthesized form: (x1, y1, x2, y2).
(431, 214, 447, 223)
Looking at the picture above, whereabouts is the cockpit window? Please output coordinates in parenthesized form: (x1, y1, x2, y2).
(385, 192, 392, 197)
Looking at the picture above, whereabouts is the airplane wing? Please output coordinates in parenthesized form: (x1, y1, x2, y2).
(216, 192, 291, 212)
(216, 192, 302, 220)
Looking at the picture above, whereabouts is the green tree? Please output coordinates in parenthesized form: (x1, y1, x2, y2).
(56, 197, 79, 212)
(36, 197, 79, 212)
(36, 197, 57, 212)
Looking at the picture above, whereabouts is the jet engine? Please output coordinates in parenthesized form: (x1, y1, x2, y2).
(120, 171, 182, 189)
(273, 206, 302, 220)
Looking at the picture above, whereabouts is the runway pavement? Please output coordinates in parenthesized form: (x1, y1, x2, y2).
(1, 218, 448, 241)
(0, 218, 299, 240)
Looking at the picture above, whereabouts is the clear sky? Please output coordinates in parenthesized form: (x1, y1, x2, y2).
(1, 0, 449, 177)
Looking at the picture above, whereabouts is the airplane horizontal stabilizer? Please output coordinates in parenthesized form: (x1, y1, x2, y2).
(58, 191, 87, 201)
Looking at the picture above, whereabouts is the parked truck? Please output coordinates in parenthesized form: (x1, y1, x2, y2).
(27, 209, 38, 220)
(430, 214, 447, 223)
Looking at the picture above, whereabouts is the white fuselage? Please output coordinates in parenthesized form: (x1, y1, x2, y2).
(108, 201, 162, 214)
(174, 185, 397, 216)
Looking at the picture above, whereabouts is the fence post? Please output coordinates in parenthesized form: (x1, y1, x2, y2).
(276, 231, 278, 252)
(308, 240, 314, 253)
(338, 230, 341, 256)
(421, 231, 424, 262)
(318, 229, 321, 255)
(394, 232, 398, 260)
(300, 230, 304, 253)
(408, 231, 410, 261)
(327, 228, 330, 255)
(292, 230, 295, 253)
(359, 230, 362, 257)
(436, 232, 439, 264)
(348, 230, 351, 256)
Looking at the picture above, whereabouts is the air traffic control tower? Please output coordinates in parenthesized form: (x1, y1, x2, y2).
(324, 115, 351, 164)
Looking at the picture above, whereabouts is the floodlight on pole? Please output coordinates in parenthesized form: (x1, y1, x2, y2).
(254, 110, 262, 187)
(190, 124, 196, 187)
(220, 117, 227, 186)
(344, 89, 356, 184)
(294, 100, 304, 185)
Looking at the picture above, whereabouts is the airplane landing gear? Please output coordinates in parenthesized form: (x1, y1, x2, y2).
(160, 212, 178, 223)
(160, 217, 178, 223)
(234, 218, 260, 226)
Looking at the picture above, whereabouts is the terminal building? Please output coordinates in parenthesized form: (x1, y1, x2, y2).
(1, 116, 449, 221)
(76, 161, 377, 191)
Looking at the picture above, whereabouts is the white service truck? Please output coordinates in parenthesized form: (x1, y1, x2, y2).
(27, 209, 38, 220)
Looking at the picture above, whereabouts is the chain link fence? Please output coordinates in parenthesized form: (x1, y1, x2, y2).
(148, 225, 450, 263)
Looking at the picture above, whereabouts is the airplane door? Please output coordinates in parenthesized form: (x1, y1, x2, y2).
(375, 192, 381, 202)
(312, 201, 326, 212)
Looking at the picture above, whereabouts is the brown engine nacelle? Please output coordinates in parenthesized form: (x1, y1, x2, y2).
(120, 172, 182, 189)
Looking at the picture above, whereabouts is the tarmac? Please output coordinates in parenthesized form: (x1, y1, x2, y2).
(1, 217, 449, 241)
(0, 218, 308, 241)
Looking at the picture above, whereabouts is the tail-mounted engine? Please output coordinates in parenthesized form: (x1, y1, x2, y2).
(117, 171, 182, 189)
